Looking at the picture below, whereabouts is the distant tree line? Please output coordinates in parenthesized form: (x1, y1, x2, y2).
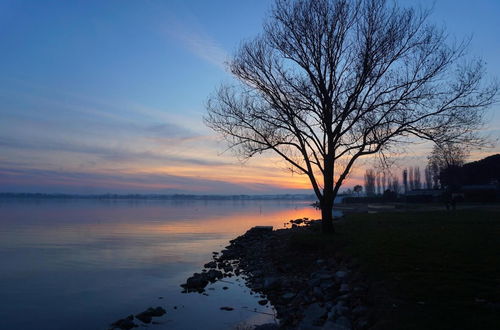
(362, 151, 500, 197)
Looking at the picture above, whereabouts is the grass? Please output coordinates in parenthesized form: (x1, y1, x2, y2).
(291, 210, 500, 329)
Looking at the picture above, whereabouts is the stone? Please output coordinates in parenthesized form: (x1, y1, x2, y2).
(248, 226, 273, 233)
(254, 323, 280, 330)
(336, 293, 351, 301)
(335, 271, 348, 279)
(299, 303, 327, 328)
(282, 292, 295, 301)
(135, 312, 152, 324)
(148, 306, 166, 317)
(110, 315, 137, 330)
(339, 283, 350, 293)
(328, 302, 348, 320)
(258, 299, 269, 305)
(313, 286, 323, 299)
(332, 316, 352, 330)
(205, 269, 223, 282)
(134, 306, 166, 324)
(352, 305, 368, 316)
(183, 273, 209, 290)
(355, 318, 370, 329)
(220, 306, 234, 311)
(322, 319, 351, 330)
(263, 277, 281, 290)
(204, 261, 217, 268)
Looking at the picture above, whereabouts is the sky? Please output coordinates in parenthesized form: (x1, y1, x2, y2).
(0, 0, 499, 195)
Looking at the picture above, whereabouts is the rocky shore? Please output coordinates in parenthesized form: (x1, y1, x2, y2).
(182, 219, 376, 329)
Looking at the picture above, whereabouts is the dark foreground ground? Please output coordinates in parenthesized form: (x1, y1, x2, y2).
(234, 208, 500, 329)
(319, 209, 500, 329)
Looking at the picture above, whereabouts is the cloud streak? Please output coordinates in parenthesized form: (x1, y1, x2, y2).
(0, 167, 311, 195)
(162, 14, 228, 69)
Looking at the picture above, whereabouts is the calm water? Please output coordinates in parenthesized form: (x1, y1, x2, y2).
(0, 199, 320, 330)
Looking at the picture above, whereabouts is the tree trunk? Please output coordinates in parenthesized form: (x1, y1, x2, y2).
(321, 196, 335, 233)
(321, 188, 335, 233)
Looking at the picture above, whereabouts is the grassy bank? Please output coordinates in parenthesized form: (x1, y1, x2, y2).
(292, 210, 500, 329)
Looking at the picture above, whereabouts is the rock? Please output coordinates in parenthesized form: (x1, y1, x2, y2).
(135, 312, 152, 324)
(220, 306, 234, 311)
(183, 273, 209, 290)
(222, 286, 229, 290)
(254, 323, 280, 330)
(332, 316, 352, 330)
(110, 315, 137, 329)
(299, 303, 327, 328)
(336, 294, 350, 301)
(352, 305, 368, 316)
(263, 277, 280, 290)
(134, 306, 166, 324)
(204, 261, 217, 268)
(248, 226, 273, 233)
(335, 271, 348, 279)
(313, 286, 323, 299)
(148, 306, 166, 317)
(205, 269, 223, 282)
(339, 283, 349, 293)
(316, 272, 334, 281)
(223, 264, 233, 272)
(328, 302, 348, 320)
(258, 299, 268, 305)
(355, 318, 370, 329)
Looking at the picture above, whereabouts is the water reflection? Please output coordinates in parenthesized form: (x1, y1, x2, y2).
(0, 199, 319, 329)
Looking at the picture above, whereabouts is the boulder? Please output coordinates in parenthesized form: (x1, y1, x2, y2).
(299, 303, 327, 328)
(110, 315, 137, 330)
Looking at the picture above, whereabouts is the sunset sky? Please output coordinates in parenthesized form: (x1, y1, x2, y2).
(1, 0, 499, 194)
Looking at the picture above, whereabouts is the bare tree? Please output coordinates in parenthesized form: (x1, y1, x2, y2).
(382, 172, 387, 192)
(428, 142, 469, 189)
(414, 167, 421, 190)
(205, 0, 497, 232)
(424, 165, 432, 189)
(402, 168, 408, 193)
(409, 167, 415, 190)
(391, 176, 400, 194)
(364, 169, 376, 196)
(353, 184, 363, 196)
(376, 172, 381, 195)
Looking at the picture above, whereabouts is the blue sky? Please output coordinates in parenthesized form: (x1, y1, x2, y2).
(0, 0, 499, 194)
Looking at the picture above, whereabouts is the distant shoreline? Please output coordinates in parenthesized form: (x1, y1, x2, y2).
(0, 192, 318, 201)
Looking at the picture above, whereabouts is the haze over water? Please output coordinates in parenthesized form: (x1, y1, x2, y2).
(0, 198, 319, 330)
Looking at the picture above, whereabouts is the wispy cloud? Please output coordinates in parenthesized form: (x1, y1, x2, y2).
(161, 14, 228, 70)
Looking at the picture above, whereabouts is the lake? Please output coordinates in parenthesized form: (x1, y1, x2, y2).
(0, 198, 320, 329)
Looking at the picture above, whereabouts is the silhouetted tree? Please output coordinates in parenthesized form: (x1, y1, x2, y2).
(462, 154, 500, 185)
(353, 184, 363, 196)
(402, 169, 408, 193)
(408, 167, 415, 190)
(391, 176, 401, 194)
(376, 172, 381, 195)
(382, 172, 387, 192)
(205, 0, 497, 232)
(414, 167, 421, 190)
(428, 142, 468, 190)
(364, 169, 376, 196)
(424, 166, 432, 189)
